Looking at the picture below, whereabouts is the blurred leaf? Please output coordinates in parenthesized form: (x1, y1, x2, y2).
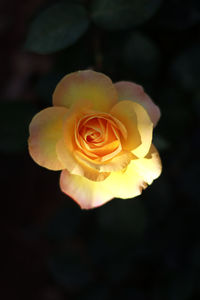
(123, 32, 160, 80)
(0, 102, 37, 154)
(25, 2, 90, 54)
(97, 198, 146, 238)
(91, 0, 163, 30)
(171, 44, 200, 92)
(48, 250, 93, 289)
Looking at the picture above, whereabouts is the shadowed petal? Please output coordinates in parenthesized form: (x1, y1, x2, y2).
(28, 107, 68, 170)
(115, 81, 161, 127)
(110, 100, 153, 157)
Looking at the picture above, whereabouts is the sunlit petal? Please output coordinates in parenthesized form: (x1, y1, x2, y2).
(111, 100, 153, 157)
(60, 170, 114, 209)
(131, 144, 162, 185)
(53, 70, 118, 111)
(115, 81, 161, 127)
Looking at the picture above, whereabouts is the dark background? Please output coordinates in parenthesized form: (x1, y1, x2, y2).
(1, 0, 200, 299)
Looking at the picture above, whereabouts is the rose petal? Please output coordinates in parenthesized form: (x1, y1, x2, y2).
(28, 107, 68, 170)
(56, 139, 110, 181)
(60, 170, 114, 209)
(110, 100, 153, 157)
(60, 144, 161, 209)
(55, 109, 110, 182)
(74, 150, 134, 172)
(60, 157, 144, 209)
(115, 81, 161, 127)
(131, 144, 162, 185)
(53, 70, 118, 111)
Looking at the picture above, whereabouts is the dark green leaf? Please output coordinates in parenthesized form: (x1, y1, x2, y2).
(123, 32, 160, 80)
(91, 0, 162, 30)
(25, 2, 90, 54)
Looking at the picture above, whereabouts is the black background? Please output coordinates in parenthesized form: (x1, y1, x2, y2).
(1, 0, 200, 299)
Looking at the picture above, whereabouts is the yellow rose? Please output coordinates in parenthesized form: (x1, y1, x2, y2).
(28, 70, 162, 209)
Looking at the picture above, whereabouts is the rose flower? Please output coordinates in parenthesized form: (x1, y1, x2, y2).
(28, 70, 162, 209)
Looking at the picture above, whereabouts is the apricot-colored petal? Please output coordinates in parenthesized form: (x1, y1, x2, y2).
(56, 139, 110, 182)
(115, 81, 161, 127)
(60, 145, 161, 209)
(90, 145, 161, 200)
(56, 138, 82, 174)
(28, 107, 68, 170)
(131, 144, 162, 185)
(74, 150, 134, 172)
(60, 156, 144, 209)
(53, 70, 118, 111)
(60, 170, 114, 209)
(110, 100, 153, 157)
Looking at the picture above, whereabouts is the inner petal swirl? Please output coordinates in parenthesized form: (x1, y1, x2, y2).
(75, 113, 124, 162)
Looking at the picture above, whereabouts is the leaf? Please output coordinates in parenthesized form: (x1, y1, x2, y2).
(0, 102, 37, 154)
(25, 2, 90, 54)
(123, 32, 160, 80)
(91, 0, 163, 30)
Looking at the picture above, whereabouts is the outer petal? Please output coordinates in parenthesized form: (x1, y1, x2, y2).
(28, 107, 68, 170)
(53, 70, 118, 111)
(60, 145, 161, 209)
(131, 144, 162, 185)
(115, 81, 161, 127)
(110, 100, 153, 157)
(60, 159, 144, 209)
(60, 170, 114, 209)
(74, 150, 134, 172)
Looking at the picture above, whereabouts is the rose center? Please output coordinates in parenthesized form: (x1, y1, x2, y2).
(75, 113, 123, 161)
